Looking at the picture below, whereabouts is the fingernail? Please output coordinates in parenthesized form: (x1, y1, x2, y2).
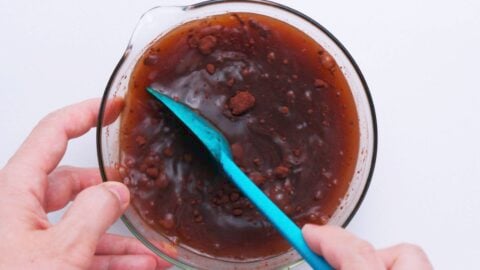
(302, 223, 320, 233)
(104, 182, 130, 206)
(302, 223, 313, 232)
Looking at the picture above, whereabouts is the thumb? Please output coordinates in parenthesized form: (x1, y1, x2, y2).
(55, 181, 130, 252)
(302, 224, 384, 270)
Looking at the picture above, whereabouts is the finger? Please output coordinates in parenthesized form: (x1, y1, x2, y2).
(45, 166, 102, 212)
(90, 255, 157, 270)
(54, 182, 130, 254)
(9, 98, 122, 174)
(96, 234, 173, 268)
(377, 243, 433, 270)
(96, 234, 157, 255)
(4, 98, 123, 204)
(302, 224, 384, 270)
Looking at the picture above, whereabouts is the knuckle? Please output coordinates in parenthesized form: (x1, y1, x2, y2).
(397, 243, 428, 258)
(395, 243, 432, 268)
(40, 110, 61, 125)
(353, 239, 377, 258)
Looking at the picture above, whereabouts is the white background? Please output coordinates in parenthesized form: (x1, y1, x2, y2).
(1, 0, 479, 269)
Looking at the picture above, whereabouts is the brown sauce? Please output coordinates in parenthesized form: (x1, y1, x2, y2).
(118, 12, 359, 260)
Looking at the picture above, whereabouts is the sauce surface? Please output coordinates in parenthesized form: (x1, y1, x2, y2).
(119, 12, 359, 260)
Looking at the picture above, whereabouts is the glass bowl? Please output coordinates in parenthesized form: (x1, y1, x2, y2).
(97, 1, 377, 269)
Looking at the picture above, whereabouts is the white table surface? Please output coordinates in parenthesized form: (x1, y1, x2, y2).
(1, 1, 479, 269)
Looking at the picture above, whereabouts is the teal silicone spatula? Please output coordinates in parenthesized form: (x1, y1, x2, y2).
(146, 87, 332, 270)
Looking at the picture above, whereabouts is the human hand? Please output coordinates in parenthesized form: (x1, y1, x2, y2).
(0, 99, 170, 270)
(302, 224, 432, 270)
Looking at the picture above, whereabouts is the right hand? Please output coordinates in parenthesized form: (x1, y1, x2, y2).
(302, 224, 433, 270)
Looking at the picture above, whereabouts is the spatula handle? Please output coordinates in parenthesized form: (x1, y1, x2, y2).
(220, 153, 332, 270)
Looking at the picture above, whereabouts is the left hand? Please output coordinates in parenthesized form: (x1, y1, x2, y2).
(0, 98, 170, 270)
